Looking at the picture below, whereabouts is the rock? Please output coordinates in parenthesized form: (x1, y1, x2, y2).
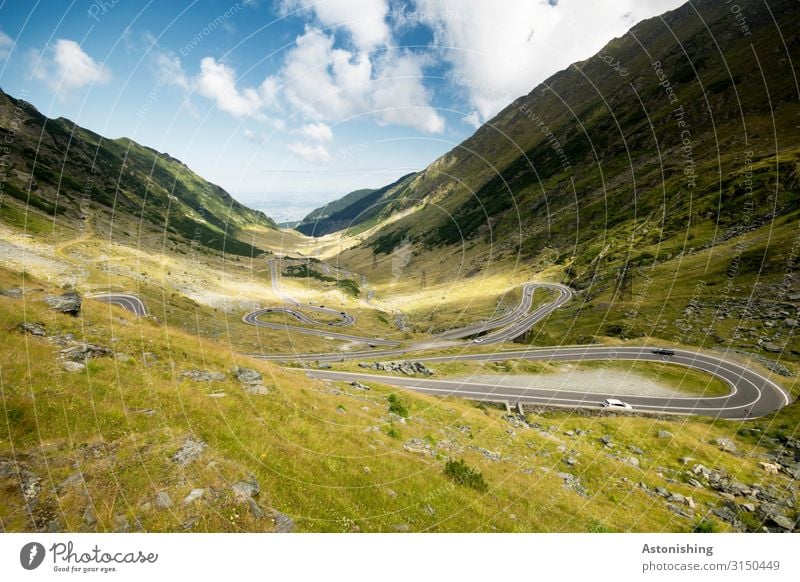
(678, 457, 693, 465)
(564, 457, 577, 467)
(17, 322, 46, 336)
(657, 430, 674, 439)
(271, 510, 295, 533)
(686, 496, 696, 509)
(600, 435, 613, 446)
(667, 503, 692, 518)
(234, 367, 263, 385)
(712, 438, 737, 453)
(350, 381, 370, 391)
(556, 472, 588, 496)
(385, 488, 397, 498)
(759, 462, 780, 475)
(113, 514, 130, 533)
(472, 447, 501, 461)
(231, 478, 260, 502)
(403, 438, 433, 456)
(668, 492, 685, 504)
(60, 343, 114, 362)
(61, 361, 86, 373)
(358, 360, 433, 376)
(623, 456, 640, 468)
(0, 287, 23, 298)
(21, 471, 41, 503)
(688, 478, 704, 489)
(183, 488, 205, 505)
(83, 507, 97, 527)
(757, 503, 795, 531)
(155, 492, 173, 509)
(693, 463, 711, 478)
(740, 503, 756, 512)
(171, 437, 207, 466)
(761, 342, 782, 353)
(182, 369, 226, 382)
(45, 291, 82, 315)
(629, 446, 645, 456)
(393, 524, 410, 532)
(248, 498, 264, 519)
(784, 318, 798, 328)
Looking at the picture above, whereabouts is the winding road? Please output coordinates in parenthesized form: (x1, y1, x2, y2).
(88, 293, 148, 316)
(102, 259, 792, 419)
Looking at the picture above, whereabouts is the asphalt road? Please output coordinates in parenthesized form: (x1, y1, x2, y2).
(97, 264, 791, 419)
(88, 293, 148, 316)
(305, 346, 790, 420)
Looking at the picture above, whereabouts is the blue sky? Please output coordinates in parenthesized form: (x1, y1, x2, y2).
(0, 0, 684, 221)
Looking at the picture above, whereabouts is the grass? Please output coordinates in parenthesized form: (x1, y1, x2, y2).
(2, 264, 794, 532)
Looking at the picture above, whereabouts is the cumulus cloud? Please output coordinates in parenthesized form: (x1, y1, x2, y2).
(243, 128, 268, 143)
(372, 52, 445, 133)
(299, 122, 333, 141)
(32, 39, 111, 97)
(414, 0, 685, 124)
(196, 57, 275, 118)
(153, 51, 191, 90)
(280, 0, 391, 50)
(282, 28, 444, 133)
(288, 141, 332, 163)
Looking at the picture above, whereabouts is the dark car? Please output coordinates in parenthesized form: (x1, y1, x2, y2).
(652, 348, 675, 356)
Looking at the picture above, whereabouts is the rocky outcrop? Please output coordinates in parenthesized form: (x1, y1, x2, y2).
(44, 291, 81, 316)
(358, 360, 434, 375)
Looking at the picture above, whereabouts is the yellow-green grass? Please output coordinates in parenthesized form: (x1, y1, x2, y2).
(2, 266, 794, 532)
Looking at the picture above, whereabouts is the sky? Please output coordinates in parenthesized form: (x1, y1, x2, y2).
(0, 0, 685, 222)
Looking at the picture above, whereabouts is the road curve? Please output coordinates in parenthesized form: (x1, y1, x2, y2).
(304, 346, 789, 420)
(88, 293, 148, 316)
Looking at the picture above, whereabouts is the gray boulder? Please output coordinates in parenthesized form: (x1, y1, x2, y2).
(171, 437, 207, 466)
(45, 291, 82, 316)
(17, 322, 46, 336)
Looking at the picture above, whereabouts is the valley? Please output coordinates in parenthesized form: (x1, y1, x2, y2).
(1, 0, 799, 535)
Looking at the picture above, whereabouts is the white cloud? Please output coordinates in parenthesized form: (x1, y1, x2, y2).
(280, 0, 390, 50)
(298, 122, 333, 141)
(288, 141, 332, 163)
(415, 0, 686, 124)
(0, 30, 12, 60)
(154, 51, 190, 89)
(32, 39, 111, 97)
(196, 57, 269, 118)
(372, 52, 444, 133)
(282, 28, 443, 133)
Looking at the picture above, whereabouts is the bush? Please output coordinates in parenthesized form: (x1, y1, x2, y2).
(444, 459, 488, 493)
(388, 394, 409, 418)
(692, 519, 718, 533)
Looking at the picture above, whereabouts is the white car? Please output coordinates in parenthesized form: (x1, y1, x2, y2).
(473, 338, 484, 344)
(601, 398, 633, 410)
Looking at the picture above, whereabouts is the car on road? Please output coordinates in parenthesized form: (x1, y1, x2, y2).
(368, 343, 376, 348)
(652, 348, 675, 356)
(601, 398, 633, 410)
(472, 338, 484, 344)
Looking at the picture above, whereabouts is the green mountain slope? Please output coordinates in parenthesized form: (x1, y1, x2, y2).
(0, 88, 274, 256)
(295, 173, 419, 236)
(352, 0, 799, 258)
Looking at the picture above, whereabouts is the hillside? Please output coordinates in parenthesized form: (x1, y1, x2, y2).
(330, 0, 800, 358)
(295, 173, 418, 236)
(0, 88, 274, 256)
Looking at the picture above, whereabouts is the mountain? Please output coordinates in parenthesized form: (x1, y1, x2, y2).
(0, 88, 275, 256)
(334, 0, 799, 291)
(294, 173, 418, 236)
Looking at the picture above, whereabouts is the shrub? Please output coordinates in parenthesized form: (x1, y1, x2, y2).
(388, 394, 409, 418)
(692, 519, 718, 533)
(444, 459, 488, 493)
